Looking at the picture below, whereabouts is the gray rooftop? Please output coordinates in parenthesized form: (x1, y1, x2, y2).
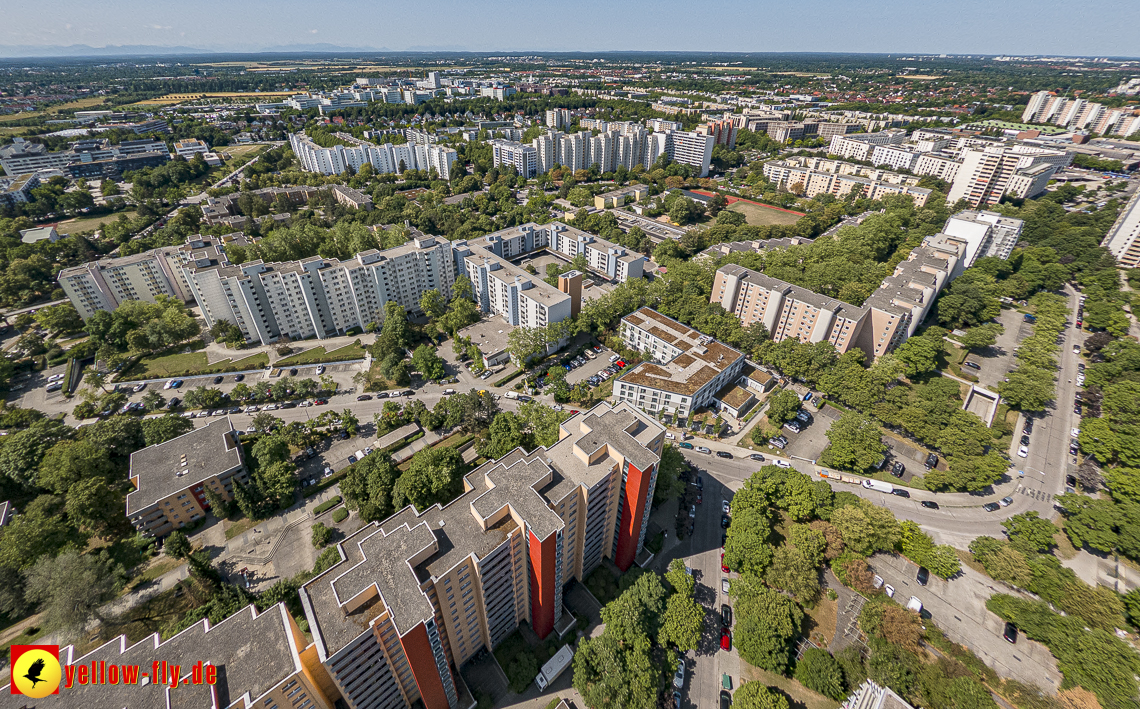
(54, 603, 300, 709)
(126, 418, 243, 515)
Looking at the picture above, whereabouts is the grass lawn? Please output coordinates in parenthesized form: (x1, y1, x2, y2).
(125, 350, 268, 379)
(53, 211, 138, 235)
(728, 201, 804, 227)
(126, 556, 186, 591)
(224, 516, 259, 540)
(277, 341, 367, 366)
(742, 665, 839, 709)
(802, 596, 838, 647)
(0, 96, 107, 123)
(215, 143, 267, 160)
(1, 623, 49, 667)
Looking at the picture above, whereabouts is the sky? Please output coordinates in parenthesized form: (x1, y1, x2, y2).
(4, 0, 1140, 56)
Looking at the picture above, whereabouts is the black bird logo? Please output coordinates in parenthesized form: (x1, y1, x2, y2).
(23, 658, 46, 687)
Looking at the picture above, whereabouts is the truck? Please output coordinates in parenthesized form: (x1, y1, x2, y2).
(535, 644, 574, 691)
(504, 391, 519, 399)
(862, 479, 895, 494)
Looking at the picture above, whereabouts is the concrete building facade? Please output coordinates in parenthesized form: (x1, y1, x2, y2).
(1103, 188, 1140, 268)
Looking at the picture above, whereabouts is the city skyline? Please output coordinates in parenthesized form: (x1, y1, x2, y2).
(3, 0, 1139, 57)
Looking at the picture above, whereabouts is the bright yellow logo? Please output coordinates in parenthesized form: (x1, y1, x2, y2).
(11, 645, 62, 698)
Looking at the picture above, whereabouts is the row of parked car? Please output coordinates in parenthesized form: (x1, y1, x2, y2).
(586, 360, 625, 387)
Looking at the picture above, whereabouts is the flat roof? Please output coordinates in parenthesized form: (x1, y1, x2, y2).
(126, 418, 243, 515)
(60, 603, 300, 709)
(618, 308, 744, 397)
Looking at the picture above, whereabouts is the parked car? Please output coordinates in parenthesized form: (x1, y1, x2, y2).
(891, 461, 905, 478)
(983, 502, 1001, 512)
(234, 374, 245, 382)
(721, 691, 733, 709)
(962, 361, 981, 370)
(892, 488, 911, 498)
(721, 578, 730, 594)
(316, 365, 326, 375)
(678, 442, 694, 449)
(133, 382, 147, 392)
(720, 515, 730, 529)
(921, 500, 940, 509)
(716, 451, 733, 459)
(924, 453, 938, 470)
(357, 395, 372, 401)
(1002, 622, 1018, 644)
(721, 553, 729, 573)
(347, 455, 357, 464)
(775, 460, 791, 469)
(673, 661, 685, 690)
(45, 382, 63, 393)
(784, 420, 802, 434)
(1017, 445, 1029, 458)
(213, 376, 224, 384)
(770, 436, 788, 449)
(289, 368, 298, 376)
(917, 567, 930, 586)
(720, 628, 732, 651)
(999, 496, 1014, 507)
(749, 453, 765, 462)
(721, 604, 733, 627)
(696, 446, 712, 454)
(695, 476, 703, 490)
(721, 500, 731, 515)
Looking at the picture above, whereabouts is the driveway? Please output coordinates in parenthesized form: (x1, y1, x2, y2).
(970, 307, 1031, 390)
(866, 553, 1062, 692)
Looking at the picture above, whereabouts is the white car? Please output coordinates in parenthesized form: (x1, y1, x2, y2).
(163, 380, 175, 390)
(1071, 428, 1080, 438)
(1017, 445, 1029, 458)
(47, 373, 65, 382)
(775, 460, 792, 469)
(316, 365, 326, 375)
(1073, 345, 1080, 354)
(665, 433, 675, 440)
(884, 584, 896, 598)
(696, 446, 712, 454)
(245, 405, 259, 413)
(721, 500, 730, 514)
(721, 578, 730, 594)
(264, 404, 279, 411)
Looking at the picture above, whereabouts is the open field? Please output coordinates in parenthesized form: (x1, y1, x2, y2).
(728, 201, 804, 227)
(52, 211, 137, 235)
(214, 143, 267, 160)
(127, 91, 296, 106)
(742, 665, 839, 709)
(0, 96, 107, 122)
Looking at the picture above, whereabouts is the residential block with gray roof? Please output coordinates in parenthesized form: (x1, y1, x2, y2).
(126, 418, 248, 536)
(299, 402, 664, 709)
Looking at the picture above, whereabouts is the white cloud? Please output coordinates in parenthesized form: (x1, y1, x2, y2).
(150, 24, 172, 30)
(310, 29, 319, 34)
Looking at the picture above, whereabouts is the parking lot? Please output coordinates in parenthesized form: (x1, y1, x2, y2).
(967, 307, 1031, 390)
(772, 405, 836, 462)
(565, 348, 620, 386)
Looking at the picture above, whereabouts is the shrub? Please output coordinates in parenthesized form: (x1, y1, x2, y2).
(332, 508, 349, 523)
(313, 496, 342, 515)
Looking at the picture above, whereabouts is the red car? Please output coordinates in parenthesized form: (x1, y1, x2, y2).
(720, 628, 732, 651)
(615, 360, 626, 368)
(696, 492, 703, 504)
(721, 553, 729, 573)
(570, 410, 579, 415)
(314, 399, 328, 405)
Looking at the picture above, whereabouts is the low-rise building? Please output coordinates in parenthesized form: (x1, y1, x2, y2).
(174, 138, 210, 158)
(126, 418, 248, 537)
(0, 172, 40, 206)
(594, 184, 649, 210)
(613, 308, 746, 418)
(300, 402, 664, 709)
(828, 130, 908, 161)
(19, 225, 60, 245)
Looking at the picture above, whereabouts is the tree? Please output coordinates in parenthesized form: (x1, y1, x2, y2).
(730, 575, 803, 674)
(860, 602, 923, 651)
(1002, 511, 1059, 553)
(732, 682, 790, 709)
(311, 522, 332, 548)
(795, 649, 845, 700)
(33, 303, 83, 335)
(894, 335, 942, 377)
(209, 319, 245, 346)
(420, 289, 447, 322)
(141, 414, 194, 446)
(0, 496, 85, 572)
(766, 389, 802, 426)
(251, 435, 289, 468)
(37, 440, 115, 494)
(411, 344, 447, 380)
(655, 443, 687, 505)
(660, 592, 703, 652)
(766, 545, 820, 602)
(822, 411, 886, 472)
(23, 551, 117, 637)
(165, 530, 192, 559)
(141, 390, 166, 411)
(340, 453, 401, 521)
(393, 446, 464, 511)
(251, 412, 281, 434)
(64, 477, 125, 538)
(959, 323, 1004, 350)
(256, 461, 297, 506)
(0, 418, 75, 486)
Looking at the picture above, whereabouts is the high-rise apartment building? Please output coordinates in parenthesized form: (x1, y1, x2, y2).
(762, 158, 931, 206)
(289, 133, 457, 179)
(188, 234, 458, 345)
(827, 130, 908, 161)
(1022, 91, 1140, 137)
(299, 402, 664, 709)
(946, 145, 1070, 207)
(696, 118, 738, 148)
(460, 221, 646, 284)
(942, 210, 1025, 269)
(1103, 188, 1140, 268)
(545, 108, 571, 129)
(490, 139, 538, 178)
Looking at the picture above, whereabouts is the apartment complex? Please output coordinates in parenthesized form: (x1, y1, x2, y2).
(696, 118, 738, 148)
(50, 603, 335, 709)
(545, 108, 571, 129)
(289, 132, 458, 179)
(594, 184, 649, 209)
(493, 123, 714, 177)
(126, 418, 248, 537)
(613, 308, 747, 418)
(712, 219, 974, 360)
(0, 136, 169, 176)
(57, 233, 248, 319)
(698, 236, 816, 260)
(827, 130, 908, 161)
(762, 157, 932, 206)
(188, 233, 458, 345)
(299, 402, 664, 709)
(946, 145, 1070, 207)
(942, 210, 1025, 266)
(1103, 188, 1140, 268)
(462, 221, 647, 284)
(174, 138, 210, 157)
(1022, 91, 1140, 137)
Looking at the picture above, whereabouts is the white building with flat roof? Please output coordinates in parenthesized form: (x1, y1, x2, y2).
(1104, 188, 1140, 268)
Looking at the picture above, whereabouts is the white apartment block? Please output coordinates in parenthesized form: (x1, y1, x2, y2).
(173, 139, 209, 158)
(1103, 188, 1140, 268)
(465, 221, 646, 283)
(762, 158, 930, 206)
(946, 145, 1070, 207)
(648, 118, 683, 132)
(490, 139, 538, 178)
(613, 308, 745, 418)
(453, 241, 572, 339)
(870, 144, 922, 172)
(187, 234, 458, 345)
(289, 132, 457, 179)
(913, 152, 962, 183)
(942, 210, 1025, 269)
(827, 130, 908, 161)
(57, 234, 244, 319)
(1022, 91, 1140, 137)
(546, 109, 570, 129)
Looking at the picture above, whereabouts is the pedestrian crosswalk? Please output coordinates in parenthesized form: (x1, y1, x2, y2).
(1015, 483, 1052, 502)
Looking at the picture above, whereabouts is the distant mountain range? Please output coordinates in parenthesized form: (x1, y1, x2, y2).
(0, 43, 389, 58)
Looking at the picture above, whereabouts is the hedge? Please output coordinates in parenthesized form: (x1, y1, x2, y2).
(332, 508, 349, 523)
(313, 496, 342, 515)
(494, 369, 525, 388)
